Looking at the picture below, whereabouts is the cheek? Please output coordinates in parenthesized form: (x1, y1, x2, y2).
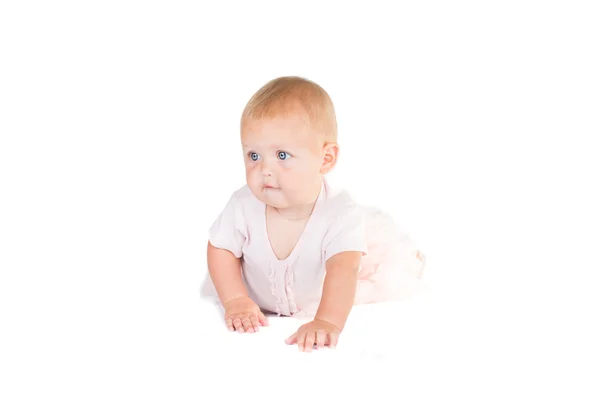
(282, 158, 319, 175)
(279, 162, 293, 172)
(278, 162, 301, 181)
(280, 165, 313, 187)
(245, 161, 260, 172)
(244, 163, 258, 179)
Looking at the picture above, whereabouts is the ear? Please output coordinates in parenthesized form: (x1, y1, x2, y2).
(320, 142, 339, 174)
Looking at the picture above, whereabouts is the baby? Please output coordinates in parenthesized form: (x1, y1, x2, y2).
(201, 76, 426, 352)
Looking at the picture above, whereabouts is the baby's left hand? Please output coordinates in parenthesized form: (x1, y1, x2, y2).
(285, 319, 341, 352)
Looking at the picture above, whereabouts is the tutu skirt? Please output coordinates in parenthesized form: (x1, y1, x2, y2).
(353, 205, 426, 305)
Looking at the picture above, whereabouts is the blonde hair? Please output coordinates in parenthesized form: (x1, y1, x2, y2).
(241, 76, 338, 143)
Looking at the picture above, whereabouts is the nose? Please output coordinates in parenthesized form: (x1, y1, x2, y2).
(260, 159, 273, 176)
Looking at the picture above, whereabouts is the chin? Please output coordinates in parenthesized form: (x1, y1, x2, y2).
(265, 193, 291, 208)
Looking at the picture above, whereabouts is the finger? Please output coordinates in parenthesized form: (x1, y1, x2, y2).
(285, 331, 297, 345)
(258, 312, 269, 326)
(297, 331, 307, 351)
(242, 316, 253, 333)
(315, 330, 327, 349)
(250, 315, 260, 332)
(303, 330, 316, 352)
(226, 318, 234, 332)
(329, 332, 339, 349)
(232, 317, 244, 332)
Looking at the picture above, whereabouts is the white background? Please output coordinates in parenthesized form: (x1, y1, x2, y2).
(1, 1, 599, 398)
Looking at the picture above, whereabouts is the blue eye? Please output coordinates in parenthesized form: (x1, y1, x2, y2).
(249, 152, 259, 161)
(277, 151, 290, 160)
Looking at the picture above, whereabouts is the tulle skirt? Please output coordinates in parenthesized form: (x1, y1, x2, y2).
(353, 205, 426, 305)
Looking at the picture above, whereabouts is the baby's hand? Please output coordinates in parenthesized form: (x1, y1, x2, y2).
(223, 296, 268, 333)
(285, 319, 341, 352)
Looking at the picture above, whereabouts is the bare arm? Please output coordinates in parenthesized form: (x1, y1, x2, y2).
(207, 241, 248, 305)
(314, 251, 362, 331)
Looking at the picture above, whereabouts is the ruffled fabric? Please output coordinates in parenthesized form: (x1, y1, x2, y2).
(284, 264, 299, 314)
(268, 264, 282, 316)
(353, 205, 426, 305)
(267, 264, 299, 316)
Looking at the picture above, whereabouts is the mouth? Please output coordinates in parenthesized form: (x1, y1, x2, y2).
(263, 184, 278, 189)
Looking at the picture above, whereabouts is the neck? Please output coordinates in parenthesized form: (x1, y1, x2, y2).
(271, 202, 316, 220)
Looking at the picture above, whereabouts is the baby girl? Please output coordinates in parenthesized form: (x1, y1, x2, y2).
(201, 76, 426, 352)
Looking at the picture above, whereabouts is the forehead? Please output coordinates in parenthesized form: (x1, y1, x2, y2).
(241, 114, 319, 149)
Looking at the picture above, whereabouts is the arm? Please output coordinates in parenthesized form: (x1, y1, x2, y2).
(207, 241, 248, 306)
(314, 251, 362, 331)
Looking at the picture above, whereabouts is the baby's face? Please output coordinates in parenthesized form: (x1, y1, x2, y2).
(241, 112, 325, 209)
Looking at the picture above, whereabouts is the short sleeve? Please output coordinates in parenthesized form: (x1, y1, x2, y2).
(208, 193, 246, 258)
(323, 206, 368, 262)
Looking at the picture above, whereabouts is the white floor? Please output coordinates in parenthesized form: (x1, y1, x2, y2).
(4, 254, 597, 399)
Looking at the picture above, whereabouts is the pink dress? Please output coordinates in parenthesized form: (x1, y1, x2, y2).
(201, 178, 426, 319)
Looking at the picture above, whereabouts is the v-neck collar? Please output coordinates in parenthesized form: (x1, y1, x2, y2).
(263, 180, 327, 265)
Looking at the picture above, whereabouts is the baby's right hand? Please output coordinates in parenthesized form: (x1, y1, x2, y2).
(223, 296, 269, 333)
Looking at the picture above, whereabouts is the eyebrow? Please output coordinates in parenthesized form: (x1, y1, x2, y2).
(242, 143, 296, 150)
